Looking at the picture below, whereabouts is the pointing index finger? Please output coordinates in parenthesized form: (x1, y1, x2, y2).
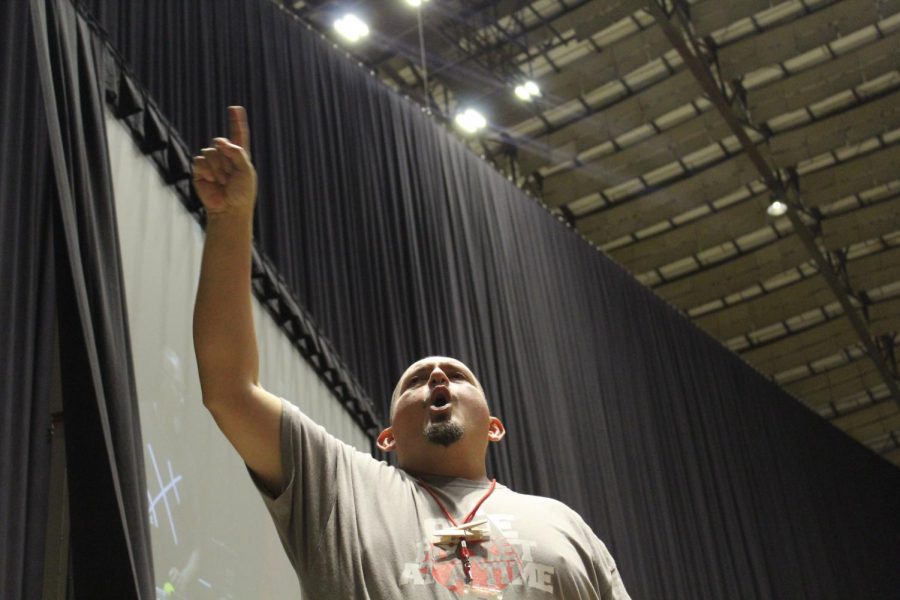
(228, 106, 250, 155)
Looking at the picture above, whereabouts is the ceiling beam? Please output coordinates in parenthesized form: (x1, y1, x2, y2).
(643, 0, 900, 404)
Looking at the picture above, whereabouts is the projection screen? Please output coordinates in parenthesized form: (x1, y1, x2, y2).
(107, 111, 371, 599)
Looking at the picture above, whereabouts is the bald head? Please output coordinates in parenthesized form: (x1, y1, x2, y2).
(390, 356, 485, 422)
(378, 355, 505, 479)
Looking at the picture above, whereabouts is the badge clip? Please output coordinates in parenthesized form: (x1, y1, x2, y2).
(432, 517, 491, 545)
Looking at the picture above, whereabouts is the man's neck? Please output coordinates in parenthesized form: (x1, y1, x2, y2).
(399, 451, 487, 481)
(404, 465, 488, 482)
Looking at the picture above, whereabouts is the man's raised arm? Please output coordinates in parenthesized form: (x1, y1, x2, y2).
(192, 106, 283, 494)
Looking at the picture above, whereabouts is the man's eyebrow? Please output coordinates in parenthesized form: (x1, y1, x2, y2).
(441, 362, 474, 379)
(403, 362, 472, 383)
(402, 365, 429, 383)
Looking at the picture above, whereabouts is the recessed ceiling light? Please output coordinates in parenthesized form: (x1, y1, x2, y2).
(514, 80, 541, 101)
(454, 108, 487, 133)
(334, 14, 369, 43)
(767, 200, 788, 217)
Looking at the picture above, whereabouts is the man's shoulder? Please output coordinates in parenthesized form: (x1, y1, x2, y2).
(495, 484, 585, 519)
(280, 398, 407, 482)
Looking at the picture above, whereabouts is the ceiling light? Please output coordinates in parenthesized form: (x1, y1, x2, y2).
(334, 14, 369, 43)
(405, 0, 430, 6)
(454, 108, 487, 133)
(767, 200, 788, 217)
(514, 80, 541, 101)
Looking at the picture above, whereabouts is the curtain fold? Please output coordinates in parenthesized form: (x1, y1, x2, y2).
(70, 0, 900, 597)
(0, 3, 55, 596)
(25, 0, 154, 596)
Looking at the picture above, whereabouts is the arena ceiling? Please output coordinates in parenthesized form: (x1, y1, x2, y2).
(284, 0, 900, 466)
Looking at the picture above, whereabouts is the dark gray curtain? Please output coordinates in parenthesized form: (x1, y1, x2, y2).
(0, 0, 154, 597)
(78, 1, 900, 598)
(0, 2, 55, 597)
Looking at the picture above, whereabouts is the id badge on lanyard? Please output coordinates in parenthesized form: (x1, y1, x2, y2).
(430, 525, 519, 599)
(419, 479, 520, 597)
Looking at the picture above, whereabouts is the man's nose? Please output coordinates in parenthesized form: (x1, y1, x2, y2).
(428, 368, 449, 387)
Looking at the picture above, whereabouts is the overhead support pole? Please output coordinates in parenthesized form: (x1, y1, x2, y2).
(642, 0, 900, 405)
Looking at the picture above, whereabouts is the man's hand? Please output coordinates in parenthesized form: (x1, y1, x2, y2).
(192, 106, 257, 217)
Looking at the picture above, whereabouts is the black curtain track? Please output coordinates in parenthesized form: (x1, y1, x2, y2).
(60, 0, 900, 597)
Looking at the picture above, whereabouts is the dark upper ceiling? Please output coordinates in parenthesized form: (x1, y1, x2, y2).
(284, 0, 900, 466)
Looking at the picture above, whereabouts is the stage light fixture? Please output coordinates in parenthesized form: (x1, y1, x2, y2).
(454, 108, 487, 133)
(334, 14, 370, 43)
(514, 80, 541, 101)
(767, 200, 788, 217)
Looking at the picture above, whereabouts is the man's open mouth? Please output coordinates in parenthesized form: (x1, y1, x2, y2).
(429, 387, 452, 414)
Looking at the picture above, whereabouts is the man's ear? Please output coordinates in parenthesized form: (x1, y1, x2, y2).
(487, 417, 506, 443)
(377, 427, 396, 452)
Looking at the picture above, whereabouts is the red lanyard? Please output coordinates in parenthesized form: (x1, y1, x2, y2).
(417, 478, 497, 584)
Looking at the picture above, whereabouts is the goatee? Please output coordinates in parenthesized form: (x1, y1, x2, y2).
(424, 421, 464, 447)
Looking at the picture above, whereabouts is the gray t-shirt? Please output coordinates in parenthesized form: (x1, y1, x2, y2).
(252, 399, 630, 599)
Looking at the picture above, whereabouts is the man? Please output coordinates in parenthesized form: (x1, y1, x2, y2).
(192, 107, 630, 598)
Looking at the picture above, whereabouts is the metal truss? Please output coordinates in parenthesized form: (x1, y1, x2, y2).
(642, 0, 900, 404)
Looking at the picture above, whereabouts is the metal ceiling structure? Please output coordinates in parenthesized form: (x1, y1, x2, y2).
(283, 0, 900, 466)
